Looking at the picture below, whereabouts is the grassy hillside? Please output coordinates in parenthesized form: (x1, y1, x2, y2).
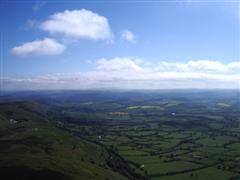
(0, 101, 143, 180)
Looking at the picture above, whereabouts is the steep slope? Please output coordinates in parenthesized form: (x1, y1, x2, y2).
(0, 101, 141, 180)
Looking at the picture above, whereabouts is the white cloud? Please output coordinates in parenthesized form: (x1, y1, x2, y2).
(2, 58, 240, 90)
(155, 60, 231, 73)
(12, 9, 113, 57)
(228, 61, 240, 71)
(184, 60, 229, 72)
(40, 9, 113, 41)
(120, 30, 136, 43)
(11, 38, 65, 57)
(96, 57, 142, 71)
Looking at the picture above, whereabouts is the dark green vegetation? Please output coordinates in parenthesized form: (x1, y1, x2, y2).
(0, 101, 141, 180)
(0, 90, 240, 180)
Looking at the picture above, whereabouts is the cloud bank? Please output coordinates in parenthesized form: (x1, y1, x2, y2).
(2, 58, 240, 90)
(11, 38, 66, 56)
(96, 57, 142, 71)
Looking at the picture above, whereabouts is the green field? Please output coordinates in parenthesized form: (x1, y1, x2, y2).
(0, 90, 239, 179)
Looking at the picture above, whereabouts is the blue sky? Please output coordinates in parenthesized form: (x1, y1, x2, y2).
(1, 0, 240, 90)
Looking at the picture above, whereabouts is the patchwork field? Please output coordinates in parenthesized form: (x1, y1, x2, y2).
(0, 90, 240, 179)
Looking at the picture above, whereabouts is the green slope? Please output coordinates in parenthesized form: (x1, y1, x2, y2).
(0, 101, 142, 180)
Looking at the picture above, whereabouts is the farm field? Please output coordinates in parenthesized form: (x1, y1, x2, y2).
(52, 90, 240, 179)
(0, 90, 240, 179)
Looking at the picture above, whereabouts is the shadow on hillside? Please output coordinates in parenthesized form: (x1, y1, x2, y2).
(0, 166, 72, 180)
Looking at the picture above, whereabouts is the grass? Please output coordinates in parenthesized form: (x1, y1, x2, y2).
(1, 90, 240, 180)
(146, 161, 201, 175)
(152, 167, 238, 180)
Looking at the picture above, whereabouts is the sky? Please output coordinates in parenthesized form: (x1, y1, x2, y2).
(0, 0, 240, 90)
